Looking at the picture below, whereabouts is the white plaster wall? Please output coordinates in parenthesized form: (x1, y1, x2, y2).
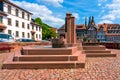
(2, 2, 42, 40)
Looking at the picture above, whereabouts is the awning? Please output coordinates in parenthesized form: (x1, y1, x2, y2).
(0, 23, 7, 29)
(31, 30, 36, 34)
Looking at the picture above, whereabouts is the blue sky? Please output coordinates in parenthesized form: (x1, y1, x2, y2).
(11, 0, 120, 28)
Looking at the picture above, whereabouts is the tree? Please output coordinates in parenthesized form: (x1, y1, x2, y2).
(35, 18, 43, 25)
(34, 17, 58, 40)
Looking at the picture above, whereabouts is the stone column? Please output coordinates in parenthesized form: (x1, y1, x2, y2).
(65, 12, 77, 44)
(71, 16, 76, 43)
(65, 13, 72, 43)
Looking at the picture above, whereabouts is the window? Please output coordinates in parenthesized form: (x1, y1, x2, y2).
(8, 30, 12, 35)
(111, 27, 114, 29)
(27, 24, 30, 29)
(36, 26, 38, 31)
(27, 14, 29, 20)
(32, 25, 34, 30)
(15, 9, 19, 17)
(8, 18, 12, 25)
(22, 32, 25, 37)
(36, 34, 38, 38)
(39, 27, 41, 31)
(107, 27, 110, 30)
(16, 31, 19, 37)
(39, 34, 41, 39)
(8, 5, 11, 14)
(0, 29, 3, 32)
(39, 27, 40, 31)
(116, 30, 119, 33)
(22, 22, 25, 28)
(118, 27, 120, 29)
(100, 26, 103, 31)
(16, 20, 19, 27)
(27, 33, 30, 38)
(0, 2, 3, 11)
(22, 12, 24, 19)
(0, 16, 2, 23)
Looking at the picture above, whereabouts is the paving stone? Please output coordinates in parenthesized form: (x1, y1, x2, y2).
(0, 49, 120, 79)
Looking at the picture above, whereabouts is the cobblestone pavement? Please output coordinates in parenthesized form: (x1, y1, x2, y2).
(0, 49, 120, 80)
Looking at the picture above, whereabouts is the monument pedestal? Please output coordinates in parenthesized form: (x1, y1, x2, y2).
(52, 38, 66, 48)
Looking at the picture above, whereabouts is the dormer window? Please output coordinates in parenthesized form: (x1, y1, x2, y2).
(100, 26, 103, 31)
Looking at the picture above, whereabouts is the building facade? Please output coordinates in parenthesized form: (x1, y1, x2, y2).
(98, 24, 120, 42)
(58, 14, 120, 42)
(58, 24, 65, 37)
(0, 0, 42, 40)
(97, 24, 106, 42)
(76, 24, 86, 39)
(87, 16, 97, 42)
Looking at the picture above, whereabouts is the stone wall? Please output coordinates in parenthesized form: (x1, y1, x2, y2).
(1, 42, 51, 51)
(82, 42, 120, 49)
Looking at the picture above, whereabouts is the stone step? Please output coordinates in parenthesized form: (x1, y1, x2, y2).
(83, 46, 106, 50)
(14, 55, 78, 61)
(22, 47, 77, 55)
(86, 53, 116, 57)
(2, 50, 86, 69)
(2, 61, 85, 69)
(83, 50, 111, 53)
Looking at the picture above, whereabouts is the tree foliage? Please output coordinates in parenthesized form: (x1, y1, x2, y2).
(34, 17, 58, 40)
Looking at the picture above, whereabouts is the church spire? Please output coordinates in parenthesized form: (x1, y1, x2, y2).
(85, 17, 87, 27)
(91, 16, 95, 25)
(91, 16, 94, 22)
(88, 16, 91, 26)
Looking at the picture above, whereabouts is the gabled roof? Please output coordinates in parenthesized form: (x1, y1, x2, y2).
(98, 24, 106, 31)
(30, 22, 42, 27)
(76, 24, 86, 30)
(98, 23, 120, 36)
(87, 23, 97, 30)
(58, 24, 65, 30)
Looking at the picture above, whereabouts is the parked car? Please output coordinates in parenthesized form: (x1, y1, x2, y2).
(40, 40, 51, 43)
(0, 33, 14, 42)
(38, 40, 51, 45)
(16, 38, 36, 42)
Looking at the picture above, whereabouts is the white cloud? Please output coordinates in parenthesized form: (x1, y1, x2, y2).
(98, 3, 101, 6)
(102, 14, 115, 20)
(37, 0, 64, 7)
(11, 0, 64, 28)
(98, 0, 107, 7)
(99, 20, 113, 24)
(72, 13, 79, 20)
(99, 0, 120, 24)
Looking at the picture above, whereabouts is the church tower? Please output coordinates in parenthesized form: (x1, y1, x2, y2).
(87, 16, 97, 42)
